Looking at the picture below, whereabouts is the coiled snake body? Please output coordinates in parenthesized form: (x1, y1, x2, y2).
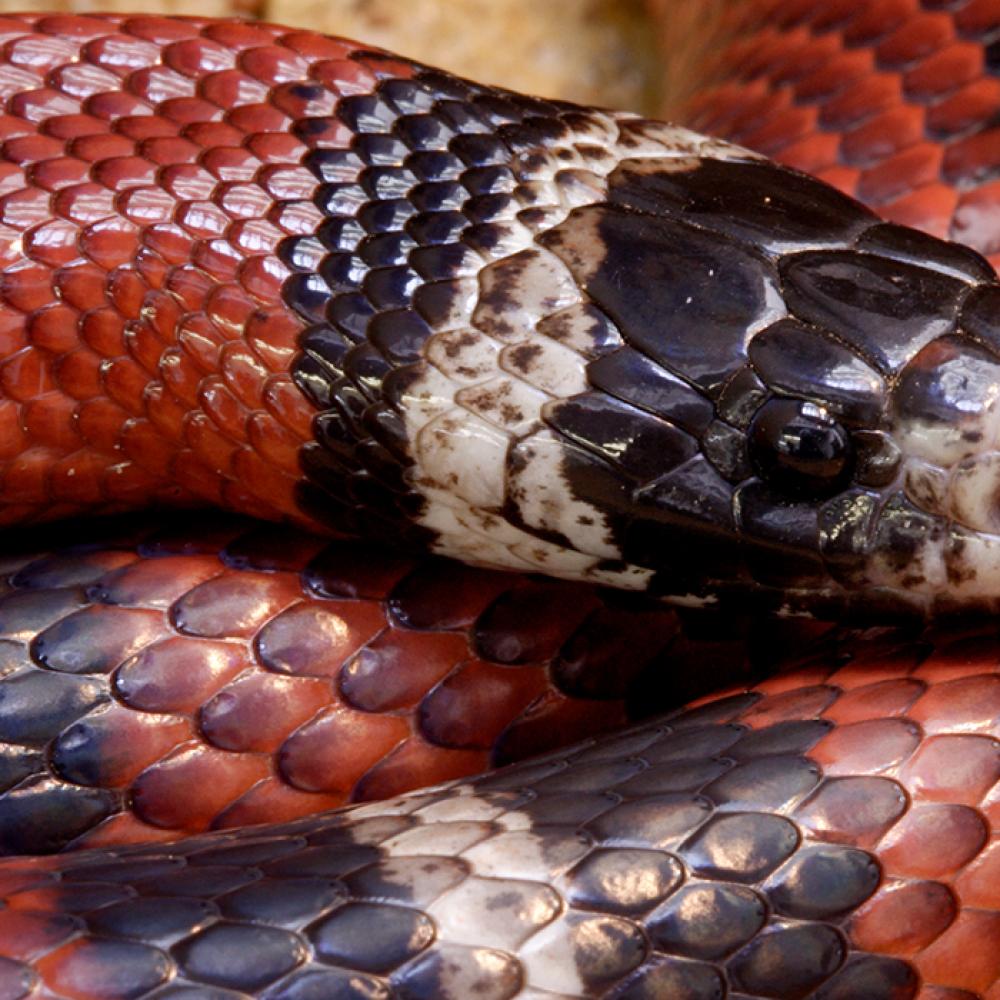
(0, 5, 998, 998)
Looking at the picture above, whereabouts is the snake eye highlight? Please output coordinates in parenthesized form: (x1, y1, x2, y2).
(749, 398, 853, 498)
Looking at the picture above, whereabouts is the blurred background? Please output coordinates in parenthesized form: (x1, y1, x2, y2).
(0, 0, 715, 116)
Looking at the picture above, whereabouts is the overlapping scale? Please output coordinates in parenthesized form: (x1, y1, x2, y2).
(0, 622, 994, 999)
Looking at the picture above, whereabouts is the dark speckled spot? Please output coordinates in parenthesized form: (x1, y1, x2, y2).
(310, 902, 435, 972)
(538, 302, 621, 359)
(343, 857, 469, 907)
(389, 944, 521, 1000)
(648, 882, 766, 960)
(565, 848, 682, 915)
(768, 845, 879, 919)
(893, 335, 1000, 445)
(175, 922, 305, 991)
(564, 912, 648, 990)
(728, 922, 846, 998)
(682, 812, 799, 882)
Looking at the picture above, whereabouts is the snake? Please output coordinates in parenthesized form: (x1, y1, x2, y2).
(0, 2, 997, 998)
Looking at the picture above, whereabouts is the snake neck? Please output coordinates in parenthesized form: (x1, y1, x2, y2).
(0, 16, 998, 622)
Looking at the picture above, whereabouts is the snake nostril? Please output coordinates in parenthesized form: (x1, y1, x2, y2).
(748, 398, 853, 499)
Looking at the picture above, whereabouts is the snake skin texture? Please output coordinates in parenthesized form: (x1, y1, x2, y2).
(0, 623, 997, 998)
(0, 13, 999, 615)
(678, 0, 1000, 266)
(0, 515, 712, 857)
(0, 7, 995, 1000)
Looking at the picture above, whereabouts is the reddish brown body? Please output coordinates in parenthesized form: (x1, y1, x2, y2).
(0, 613, 996, 998)
(0, 15, 416, 526)
(0, 517, 699, 853)
(0, 6, 995, 999)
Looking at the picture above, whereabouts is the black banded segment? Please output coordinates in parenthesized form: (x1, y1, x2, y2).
(587, 348, 714, 435)
(607, 157, 879, 252)
(748, 318, 886, 426)
(856, 222, 996, 283)
(282, 68, 583, 541)
(647, 882, 766, 960)
(780, 251, 966, 375)
(542, 393, 698, 483)
(729, 922, 846, 998)
(540, 203, 781, 394)
(767, 845, 879, 920)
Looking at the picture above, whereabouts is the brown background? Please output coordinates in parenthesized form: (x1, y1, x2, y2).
(1, 0, 676, 112)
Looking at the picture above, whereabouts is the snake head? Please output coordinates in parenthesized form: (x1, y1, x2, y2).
(282, 71, 1000, 621)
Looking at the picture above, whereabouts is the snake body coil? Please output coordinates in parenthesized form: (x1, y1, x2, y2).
(0, 8, 996, 1000)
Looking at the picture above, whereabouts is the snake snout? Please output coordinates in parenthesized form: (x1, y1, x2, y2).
(893, 335, 1000, 526)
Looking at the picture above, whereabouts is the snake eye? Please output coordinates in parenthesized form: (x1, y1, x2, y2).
(748, 398, 853, 498)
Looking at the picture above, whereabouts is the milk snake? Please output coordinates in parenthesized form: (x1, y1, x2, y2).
(0, 3, 997, 998)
